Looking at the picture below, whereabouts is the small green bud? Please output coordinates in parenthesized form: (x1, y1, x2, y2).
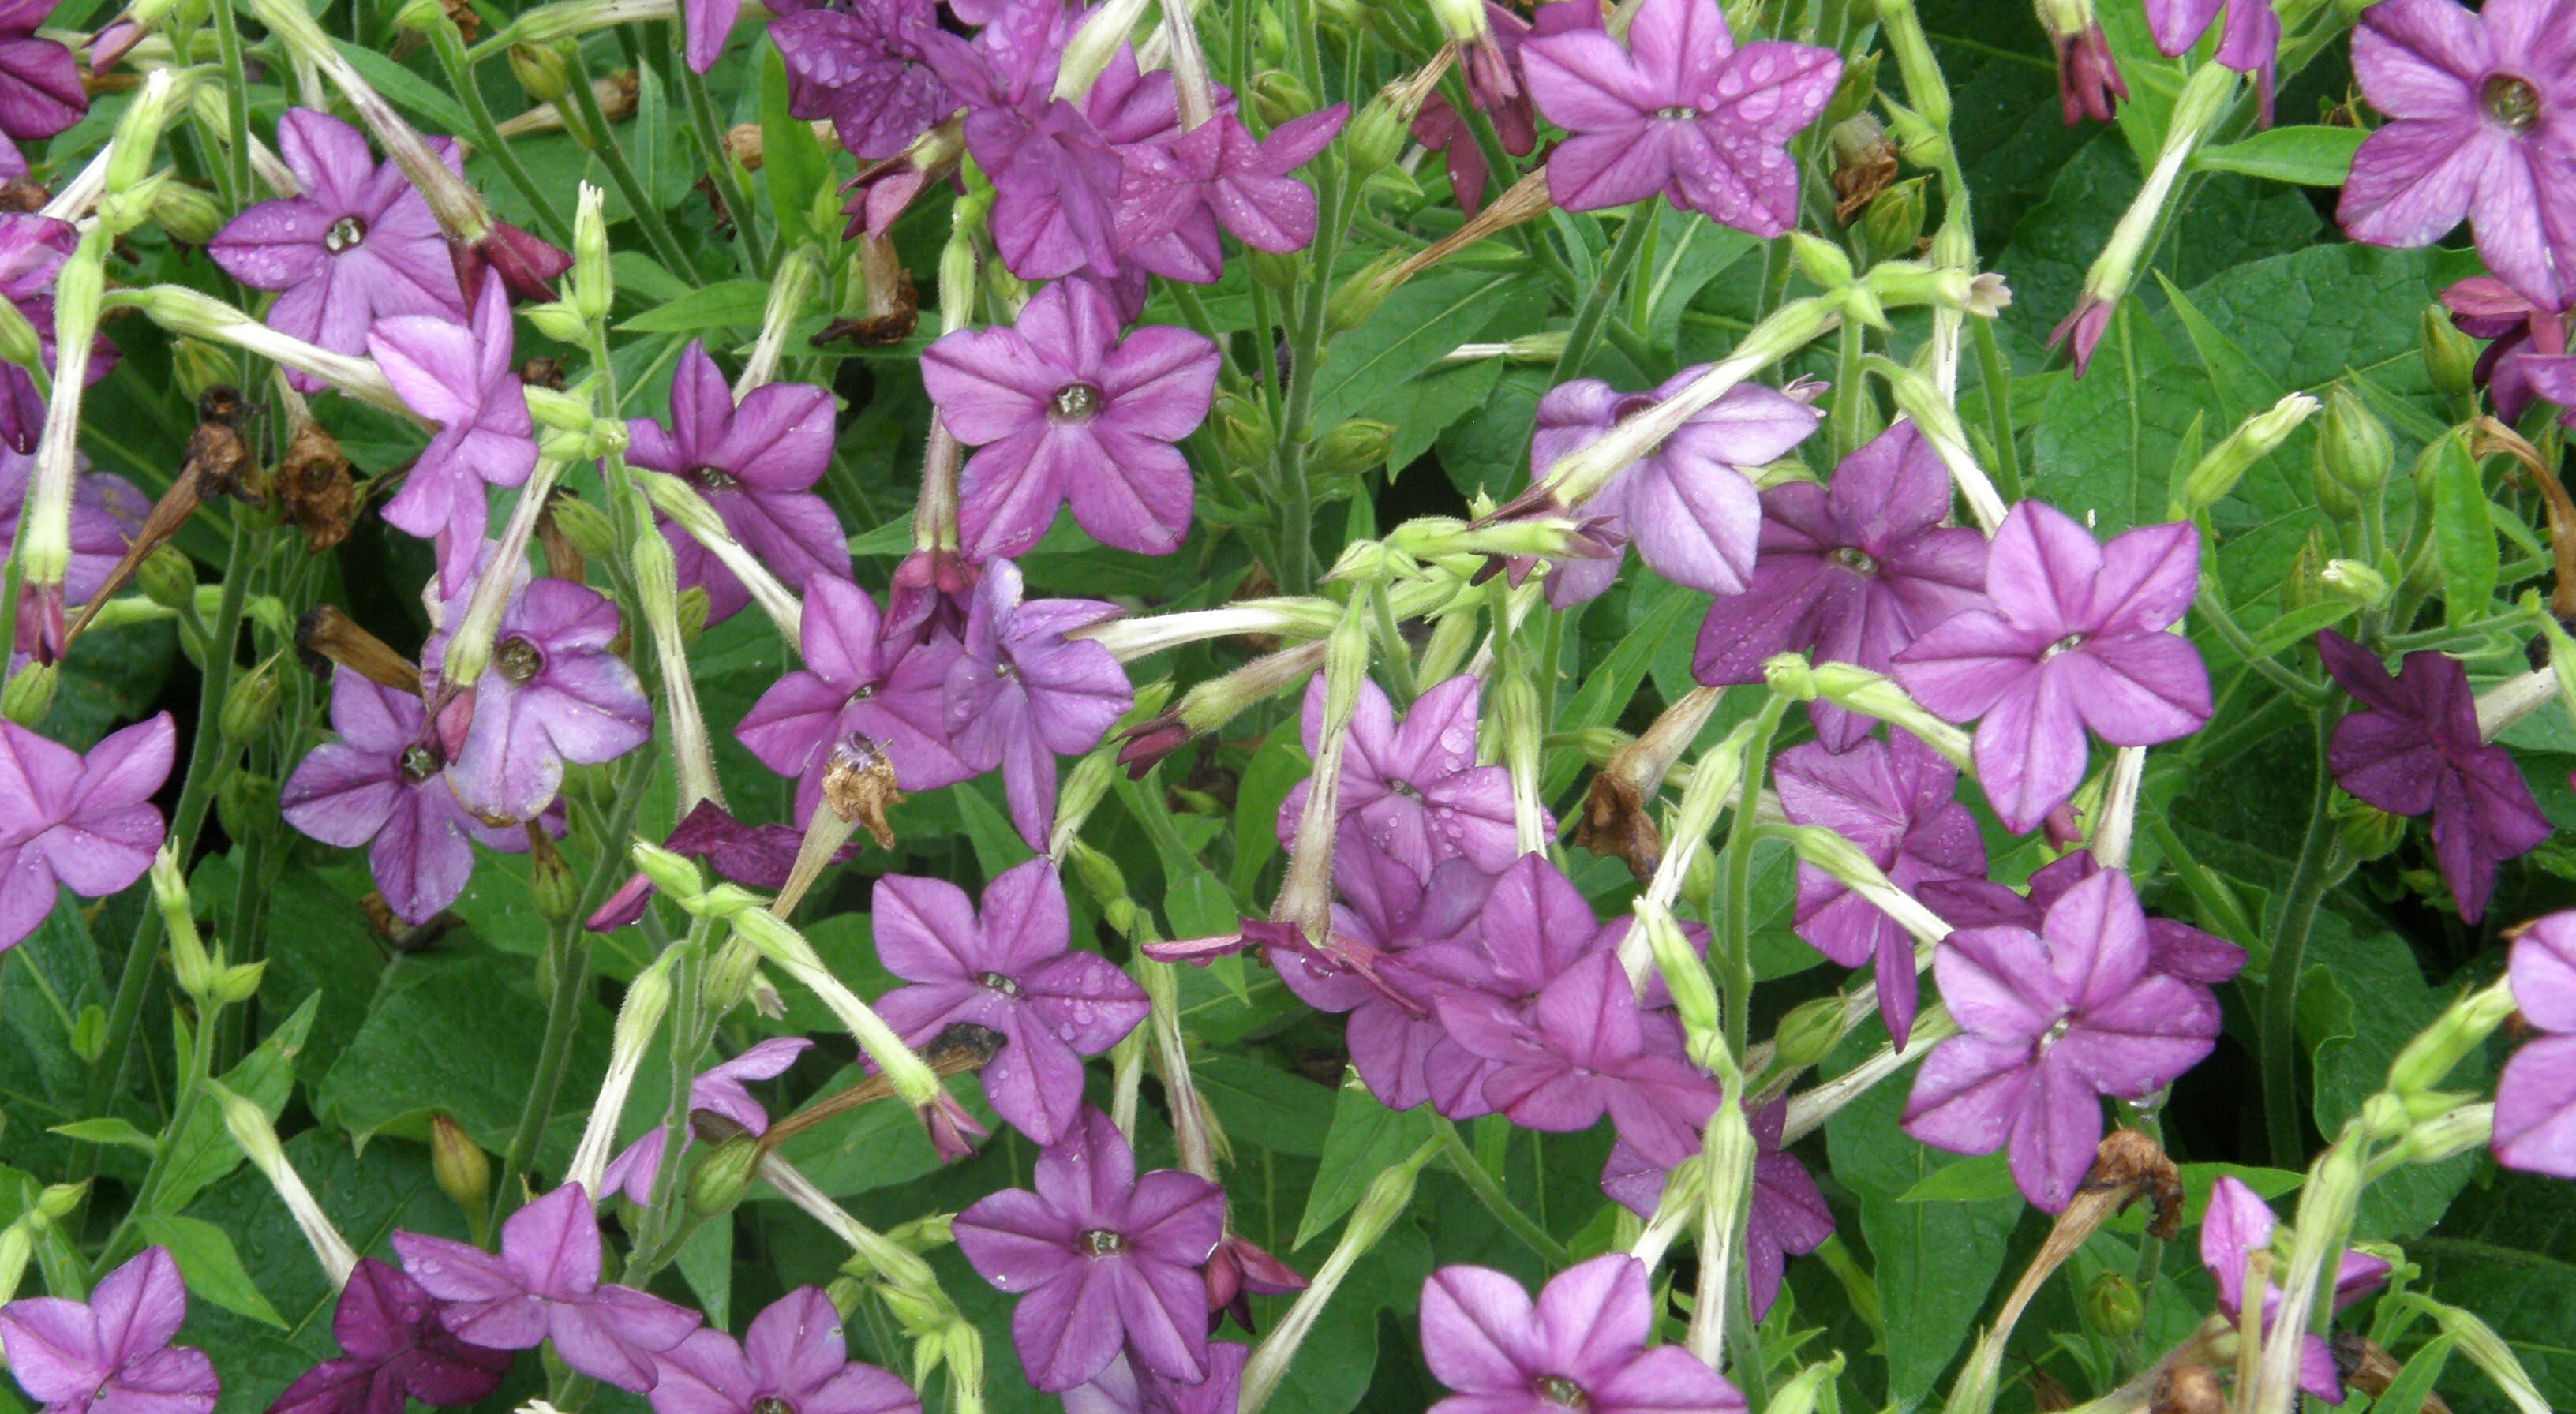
(1245, 247, 1301, 294)
(1249, 70, 1316, 128)
(2183, 392, 2318, 513)
(2320, 558, 2391, 608)
(508, 42, 574, 104)
(526, 301, 590, 343)
(822, 1277, 867, 1322)
(35, 1182, 87, 1222)
(149, 181, 224, 245)
(1325, 263, 1394, 333)
(547, 495, 620, 560)
(137, 546, 197, 612)
(2281, 530, 2330, 615)
(2, 662, 57, 726)
(1788, 232, 1855, 290)
(2081, 1272, 2144, 1340)
(676, 586, 711, 649)
(216, 771, 276, 844)
(1879, 99, 1949, 169)
(1312, 419, 1393, 479)
(1770, 996, 1849, 1074)
(529, 834, 578, 922)
(2311, 451, 2362, 520)
(221, 660, 282, 744)
(389, 0, 445, 30)
(1065, 840, 1129, 911)
(633, 840, 709, 908)
(1639, 902, 1718, 1063)
(2422, 304, 2478, 403)
(1860, 178, 1926, 264)
(429, 1113, 491, 1214)
(2318, 388, 2394, 498)
(1255, 5, 1289, 64)
(1343, 99, 1402, 176)
(687, 1135, 764, 1218)
(212, 961, 267, 1005)
(1679, 844, 1719, 909)
(1104, 896, 1138, 934)
(2333, 793, 2406, 862)
(886, 1212, 954, 1250)
(571, 184, 613, 321)
(2387, 978, 2518, 1098)
(1211, 391, 1276, 468)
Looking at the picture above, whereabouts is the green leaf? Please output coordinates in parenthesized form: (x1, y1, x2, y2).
(757, 45, 826, 246)
(1378, 357, 1501, 474)
(1300, 1083, 1439, 1248)
(1309, 271, 1543, 431)
(154, 996, 318, 1217)
(137, 1214, 287, 1329)
(2194, 125, 2368, 186)
(1894, 1150, 2013, 1203)
(2245, 600, 2358, 657)
(1165, 866, 1240, 941)
(618, 279, 776, 333)
(952, 779, 1038, 876)
(331, 43, 469, 133)
(1193, 1055, 1335, 1158)
(314, 963, 608, 1162)
(49, 1117, 158, 1153)
(848, 516, 912, 556)
(2372, 1331, 2456, 1414)
(2426, 432, 2498, 627)
(2419, 1171, 2576, 1408)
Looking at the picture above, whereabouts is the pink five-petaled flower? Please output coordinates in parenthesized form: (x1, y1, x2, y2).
(1774, 731, 1986, 1049)
(1419, 1253, 1743, 1414)
(1693, 420, 1990, 750)
(208, 110, 466, 391)
(1903, 868, 2222, 1212)
(0, 214, 114, 454)
(2039, 0, 2128, 125)
(267, 1258, 515, 1414)
(392, 1183, 702, 1393)
(1301, 852, 1496, 1113)
(1602, 1099, 1832, 1323)
(1892, 501, 2213, 835)
(2199, 1177, 2391, 1403)
(1114, 107, 1350, 284)
(1520, 0, 1840, 234)
(0, 0, 85, 181)
(916, 0, 1123, 282)
(920, 279, 1220, 559)
(953, 1106, 1225, 1393)
(369, 277, 538, 593)
(2145, 0, 2282, 123)
(444, 578, 653, 826)
(1274, 673, 1521, 876)
(945, 558, 1131, 850)
(1920, 849, 2247, 987)
(2338, 0, 2576, 313)
(601, 1037, 812, 1206)
(0, 1247, 217, 1414)
(0, 713, 175, 952)
(772, 0, 954, 159)
(2495, 911, 2576, 1176)
(735, 574, 972, 825)
(872, 859, 1148, 1145)
(2314, 630, 2551, 923)
(1528, 375, 1825, 605)
(646, 1287, 918, 1414)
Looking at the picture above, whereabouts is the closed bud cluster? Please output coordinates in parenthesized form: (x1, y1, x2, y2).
(1326, 262, 1395, 333)
(1638, 900, 1721, 1068)
(2387, 977, 2518, 1098)
(1250, 69, 1317, 127)
(2320, 559, 2391, 608)
(1769, 995, 1850, 1075)
(2331, 793, 2407, 861)
(137, 544, 196, 611)
(149, 181, 224, 245)
(1343, 99, 1403, 176)
(571, 184, 613, 321)
(1312, 419, 1393, 480)
(509, 42, 575, 104)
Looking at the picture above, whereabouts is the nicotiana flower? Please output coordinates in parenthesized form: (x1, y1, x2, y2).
(2144, 0, 2281, 122)
(0, 0, 86, 180)
(1921, 850, 2247, 986)
(601, 1037, 811, 1205)
(872, 860, 1148, 1144)
(1418, 1254, 1743, 1414)
(1527, 375, 1824, 604)
(268, 1258, 515, 1414)
(2496, 911, 2576, 1176)
(1275, 674, 1521, 876)
(2200, 1177, 2391, 1403)
(646, 1286, 919, 1414)
(444, 578, 653, 825)
(1065, 1341, 1249, 1414)
(1903, 868, 2222, 1211)
(772, 0, 956, 159)
(1114, 107, 1348, 284)
(736, 574, 973, 824)
(0, 214, 114, 454)
(625, 340, 852, 624)
(0, 1247, 218, 1414)
(920, 279, 1221, 559)
(945, 559, 1130, 849)
(0, 713, 175, 952)
(369, 277, 537, 589)
(393, 1182, 702, 1393)
(953, 1107, 1225, 1392)
(2338, 0, 2576, 312)
(918, 0, 1124, 282)
(1520, 0, 1839, 233)
(1602, 1101, 1831, 1322)
(1893, 501, 2212, 835)
(1267, 849, 1493, 1113)
(1202, 1234, 1306, 1335)
(1693, 421, 1988, 750)
(2038, 0, 2127, 125)
(2315, 630, 2550, 923)
(2441, 275, 2565, 421)
(208, 110, 466, 391)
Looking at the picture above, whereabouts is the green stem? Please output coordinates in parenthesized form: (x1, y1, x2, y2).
(1971, 317, 2023, 503)
(1271, 156, 1351, 595)
(1368, 579, 1418, 704)
(2194, 587, 2331, 705)
(669, 21, 769, 280)
(622, 933, 715, 1284)
(209, 0, 254, 204)
(1431, 1118, 1570, 1267)
(423, 21, 573, 247)
(1548, 204, 1654, 384)
(2261, 719, 2341, 1169)
(566, 49, 694, 277)
(1720, 694, 1792, 1058)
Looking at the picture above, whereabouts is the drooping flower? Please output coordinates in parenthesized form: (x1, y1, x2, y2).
(944, 559, 1131, 849)
(208, 110, 466, 391)
(646, 1286, 919, 1414)
(266, 1258, 515, 1414)
(1774, 731, 1985, 1047)
(1303, 851, 1496, 1113)
(735, 574, 973, 825)
(1601, 1099, 1831, 1323)
(1065, 1342, 1249, 1414)
(1274, 674, 1521, 877)
(0, 214, 112, 454)
(588, 800, 861, 931)
(1692, 421, 1989, 750)
(2440, 275, 2566, 421)
(443, 578, 653, 825)
(2199, 1177, 2391, 1403)
(1519, 0, 1840, 233)
(0, 713, 175, 952)
(2038, 0, 2127, 125)
(1902, 869, 2222, 1211)
(1114, 107, 1349, 283)
(2314, 630, 2550, 923)
(2144, 0, 2281, 122)
(920, 279, 1221, 559)
(2338, 0, 2576, 312)
(1893, 502, 2212, 834)
(0, 0, 86, 181)
(601, 1037, 812, 1206)
(1527, 375, 1824, 604)
(872, 860, 1147, 1145)
(392, 1183, 702, 1393)
(953, 1107, 1225, 1392)
(0, 1247, 218, 1414)
(1411, 2, 1540, 216)
(369, 277, 537, 590)
(772, 0, 956, 159)
(1418, 1254, 1743, 1414)
(2495, 911, 2576, 1176)
(1920, 850, 2246, 986)
(1202, 1234, 1306, 1335)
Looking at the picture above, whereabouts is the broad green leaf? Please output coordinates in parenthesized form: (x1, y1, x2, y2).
(2420, 1172, 2576, 1408)
(0, 898, 111, 1179)
(758, 46, 827, 247)
(953, 778, 1038, 876)
(1194, 1055, 1335, 1158)
(618, 279, 775, 333)
(2425, 432, 2498, 627)
(2245, 600, 2357, 658)
(2194, 125, 2368, 186)
(848, 516, 912, 555)
(1380, 357, 1501, 474)
(137, 1214, 286, 1329)
(1894, 1150, 2012, 1203)
(313, 963, 608, 1162)
(676, 1210, 734, 1330)
(1230, 723, 1309, 898)
(1309, 271, 1544, 430)
(1298, 1082, 1439, 1248)
(2371, 1332, 2456, 1414)
(50, 1117, 158, 1153)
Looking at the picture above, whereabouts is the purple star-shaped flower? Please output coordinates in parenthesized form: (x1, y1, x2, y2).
(918, 0, 1128, 282)
(0, 214, 114, 455)
(773, 0, 955, 159)
(2200, 1177, 2391, 1403)
(1529, 376, 1824, 604)
(646, 1286, 918, 1414)
(2316, 629, 2550, 923)
(602, 1037, 812, 1206)
(1274, 674, 1521, 876)
(208, 110, 466, 391)
(392, 1183, 702, 1393)
(1693, 421, 1989, 749)
(1920, 850, 2247, 987)
(1114, 107, 1348, 283)
(1893, 501, 2212, 835)
(588, 800, 861, 931)
(953, 1107, 1225, 1392)
(1305, 852, 1495, 1113)
(369, 278, 538, 592)
(944, 558, 1131, 850)
(267, 1259, 515, 1414)
(0, 713, 174, 952)
(2441, 275, 2566, 421)
(872, 860, 1148, 1145)
(1774, 731, 1985, 1048)
(921, 279, 1219, 559)
(1903, 868, 2222, 1211)
(1420, 1254, 1743, 1414)
(1064, 1341, 1248, 1414)
(1520, 0, 1838, 232)
(2338, 0, 2576, 312)
(735, 574, 972, 824)
(2496, 911, 2576, 1176)
(0, 0, 85, 181)
(444, 578, 653, 825)
(2145, 0, 2282, 122)
(0, 1247, 216, 1414)
(1440, 950, 1721, 1167)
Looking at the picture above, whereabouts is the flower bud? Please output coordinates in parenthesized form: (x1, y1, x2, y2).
(1789, 232, 1855, 290)
(2182, 391, 2318, 513)
(421, 1116, 489, 1221)
(212, 961, 267, 1004)
(509, 42, 574, 104)
(151, 843, 216, 1000)
(2282, 530, 2330, 614)
(2320, 559, 2391, 608)
(1638, 900, 1720, 1066)
(1325, 263, 1394, 333)
(1065, 839, 1129, 911)
(107, 70, 190, 194)
(1249, 69, 1315, 127)
(216, 771, 275, 846)
(1211, 391, 1275, 469)
(35, 1183, 84, 1222)
(137, 544, 196, 612)
(2387, 978, 2517, 1098)
(221, 658, 281, 744)
(525, 301, 590, 343)
(633, 840, 710, 909)
(1343, 99, 1402, 176)
(0, 661, 55, 726)
(1861, 179, 1926, 263)
(529, 832, 579, 922)
(2331, 794, 2406, 862)
(2422, 304, 2478, 403)
(2317, 388, 2393, 499)
(570, 185, 612, 322)
(0, 1222, 29, 1306)
(1246, 247, 1301, 294)
(675, 586, 710, 649)
(149, 181, 224, 245)
(1312, 419, 1392, 480)
(2082, 1272, 2144, 1340)
(1769, 996, 1849, 1074)
(687, 1134, 763, 1218)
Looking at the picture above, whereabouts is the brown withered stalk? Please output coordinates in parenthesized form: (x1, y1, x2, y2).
(2469, 416, 2576, 622)
(62, 389, 256, 649)
(1574, 685, 1725, 882)
(295, 606, 423, 694)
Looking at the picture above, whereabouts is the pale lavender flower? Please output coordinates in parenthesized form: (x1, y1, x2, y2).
(369, 278, 537, 593)
(2200, 1177, 2391, 1403)
(646, 1287, 917, 1414)
(443, 578, 653, 825)
(944, 559, 1130, 849)
(735, 574, 972, 825)
(1274, 674, 1521, 876)
(1419, 1254, 1743, 1414)
(0, 214, 111, 454)
(918, 0, 1123, 281)
(602, 1037, 812, 1206)
(267, 1258, 515, 1414)
(2145, 0, 2281, 122)
(1921, 851, 2246, 987)
(0, 713, 175, 952)
(0, 1248, 216, 1414)
(2494, 911, 2576, 1176)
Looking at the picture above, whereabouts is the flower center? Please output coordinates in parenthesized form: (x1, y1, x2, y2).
(2041, 1016, 2073, 1050)
(749, 1398, 796, 1414)
(1050, 383, 1103, 423)
(980, 970, 1020, 996)
(687, 464, 739, 493)
(1081, 1229, 1125, 1257)
(496, 634, 545, 685)
(1388, 779, 1425, 802)
(399, 744, 439, 784)
(1829, 545, 1878, 575)
(1612, 394, 1657, 425)
(2041, 632, 2086, 661)
(1655, 105, 1699, 122)
(1532, 1375, 1589, 1409)
(2484, 73, 2542, 133)
(324, 215, 367, 252)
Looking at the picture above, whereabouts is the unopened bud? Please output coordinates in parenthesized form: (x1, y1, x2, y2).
(1246, 248, 1300, 294)
(2183, 391, 2317, 513)
(2332, 793, 2406, 861)
(1344, 99, 1402, 175)
(429, 1113, 490, 1213)
(2387, 978, 2517, 1098)
(2320, 559, 2391, 608)
(151, 843, 215, 999)
(2422, 304, 2478, 402)
(547, 494, 618, 559)
(1065, 839, 1129, 911)
(35, 1182, 84, 1222)
(687, 1135, 763, 1217)
(1638, 901, 1718, 1064)
(0, 301, 39, 368)
(571, 185, 612, 321)
(509, 42, 574, 103)
(1770, 996, 1849, 1073)
(1, 662, 55, 725)
(137, 544, 196, 612)
(530, 831, 578, 922)
(675, 585, 710, 649)
(1861, 179, 1926, 263)
(2318, 389, 2393, 498)
(1249, 69, 1316, 127)
(2282, 531, 2330, 614)
(217, 771, 275, 844)
(1326, 261, 1395, 333)
(150, 182, 224, 245)
(221, 659, 281, 743)
(526, 301, 590, 343)
(632, 840, 710, 908)
(1211, 391, 1275, 469)
(2082, 1272, 2144, 1340)
(1789, 232, 1855, 290)
(212, 961, 266, 1004)
(0, 1222, 28, 1305)
(1312, 419, 1392, 479)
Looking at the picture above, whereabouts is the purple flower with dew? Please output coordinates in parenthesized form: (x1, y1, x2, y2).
(1274, 674, 1522, 876)
(918, 0, 1125, 282)
(444, 578, 653, 826)
(625, 340, 852, 624)
(1520, 0, 1839, 232)
(1774, 731, 1985, 1048)
(945, 558, 1131, 849)
(1902, 868, 2222, 1211)
(1283, 851, 1495, 1113)
(1419, 1253, 1743, 1414)
(1065, 1342, 1248, 1414)
(2496, 911, 2576, 1176)
(921, 279, 1220, 559)
(588, 799, 860, 932)
(645, 1287, 918, 1414)
(2315, 630, 2549, 923)
(1892, 501, 2211, 835)
(0, 444, 144, 624)
(1411, 2, 1539, 216)
(1440, 950, 1720, 1166)
(266, 1259, 515, 1414)
(208, 110, 466, 391)
(369, 278, 537, 593)
(872, 860, 1148, 1145)
(1601, 1100, 1830, 1323)
(601, 1037, 811, 1206)
(0, 214, 113, 455)
(2200, 1177, 2391, 1403)
(1693, 421, 1989, 750)
(1920, 850, 2246, 987)
(0, 1247, 217, 1414)
(953, 1107, 1224, 1392)
(392, 1183, 702, 1393)
(735, 574, 972, 825)
(2442, 275, 2566, 421)
(1526, 375, 1824, 605)
(1114, 107, 1348, 284)
(2338, 0, 2576, 312)
(0, 0, 86, 180)
(2144, 0, 2282, 122)
(772, 0, 955, 159)
(0, 713, 174, 953)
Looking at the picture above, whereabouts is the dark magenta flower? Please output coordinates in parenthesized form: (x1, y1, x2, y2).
(1410, 2, 1539, 216)
(266, 1259, 514, 1414)
(601, 1037, 811, 1206)
(0, 1247, 217, 1414)
(735, 574, 972, 825)
(0, 713, 175, 952)
(953, 1108, 1225, 1392)
(443, 578, 653, 825)
(944, 558, 1131, 850)
(2200, 1177, 2391, 1403)
(1440, 950, 1720, 1167)
(1065, 1342, 1247, 1414)
(646, 1287, 918, 1414)
(2496, 911, 2576, 1176)
(772, 0, 954, 161)
(1308, 852, 1495, 1113)
(0, 0, 85, 180)
(1920, 850, 2245, 987)
(919, 1, 1123, 281)
(1274, 674, 1520, 876)
(1201, 1235, 1305, 1335)
(2145, 0, 2280, 122)
(1601, 1100, 1830, 1323)
(2040, 4, 2126, 125)
(1114, 107, 1348, 283)
(588, 799, 859, 931)
(2440, 275, 2565, 421)
(1419, 1254, 1743, 1414)
(369, 278, 538, 592)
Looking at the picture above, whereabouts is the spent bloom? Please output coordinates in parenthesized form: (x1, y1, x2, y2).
(0, 1247, 217, 1414)
(646, 1287, 918, 1414)
(601, 1037, 812, 1206)
(2038, 0, 2127, 125)
(0, 713, 176, 952)
(773, 0, 956, 160)
(589, 800, 859, 932)
(369, 277, 537, 589)
(2495, 911, 2576, 1176)
(1275, 674, 1521, 877)
(2199, 1177, 2392, 1403)
(735, 574, 972, 825)
(944, 558, 1132, 850)
(443, 578, 653, 825)
(1411, 2, 1540, 215)
(2144, 0, 2282, 122)
(267, 1258, 514, 1414)
(0, 0, 85, 181)
(1418, 1254, 1743, 1414)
